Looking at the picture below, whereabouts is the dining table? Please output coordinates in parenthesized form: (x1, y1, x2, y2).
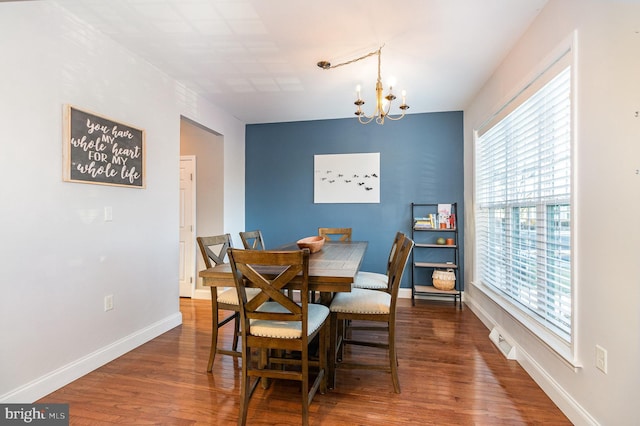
(199, 240, 368, 305)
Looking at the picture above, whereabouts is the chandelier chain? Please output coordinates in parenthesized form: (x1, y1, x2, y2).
(322, 45, 383, 70)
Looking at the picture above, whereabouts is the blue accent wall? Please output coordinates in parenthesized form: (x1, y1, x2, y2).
(245, 112, 464, 288)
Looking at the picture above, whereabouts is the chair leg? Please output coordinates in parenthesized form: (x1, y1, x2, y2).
(207, 324, 218, 372)
(301, 346, 309, 426)
(260, 348, 270, 390)
(207, 295, 220, 372)
(389, 322, 400, 394)
(319, 322, 327, 395)
(232, 312, 240, 351)
(238, 345, 251, 426)
(337, 318, 345, 362)
(328, 314, 338, 389)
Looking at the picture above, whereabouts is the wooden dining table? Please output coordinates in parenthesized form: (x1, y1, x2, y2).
(199, 241, 368, 304)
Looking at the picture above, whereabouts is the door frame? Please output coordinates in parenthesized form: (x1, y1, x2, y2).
(179, 155, 197, 297)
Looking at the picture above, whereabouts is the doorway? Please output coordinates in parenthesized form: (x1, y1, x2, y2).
(178, 156, 196, 297)
(179, 117, 224, 298)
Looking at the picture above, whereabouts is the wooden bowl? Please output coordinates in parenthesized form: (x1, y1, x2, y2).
(296, 236, 325, 253)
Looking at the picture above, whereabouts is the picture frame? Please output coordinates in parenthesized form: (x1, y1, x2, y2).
(63, 105, 145, 188)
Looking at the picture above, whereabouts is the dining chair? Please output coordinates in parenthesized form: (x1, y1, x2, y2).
(318, 227, 352, 242)
(239, 229, 266, 250)
(328, 234, 414, 393)
(352, 231, 404, 290)
(227, 248, 329, 426)
(196, 234, 260, 372)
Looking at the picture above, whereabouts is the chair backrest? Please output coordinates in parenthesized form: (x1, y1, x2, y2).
(239, 230, 266, 250)
(197, 234, 233, 268)
(227, 248, 310, 335)
(387, 235, 414, 305)
(384, 232, 404, 275)
(318, 227, 352, 242)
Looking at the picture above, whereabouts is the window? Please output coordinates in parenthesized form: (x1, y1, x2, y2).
(474, 54, 573, 347)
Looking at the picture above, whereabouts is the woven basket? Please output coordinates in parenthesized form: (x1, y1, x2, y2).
(432, 269, 456, 291)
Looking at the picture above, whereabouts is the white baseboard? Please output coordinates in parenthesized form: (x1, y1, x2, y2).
(0, 312, 183, 403)
(193, 288, 212, 300)
(398, 288, 412, 299)
(464, 292, 598, 426)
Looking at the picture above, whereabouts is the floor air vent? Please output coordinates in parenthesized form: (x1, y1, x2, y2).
(489, 327, 517, 360)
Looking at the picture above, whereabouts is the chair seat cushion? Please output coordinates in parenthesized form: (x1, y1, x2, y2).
(330, 288, 391, 314)
(353, 271, 388, 289)
(217, 287, 260, 305)
(249, 302, 329, 339)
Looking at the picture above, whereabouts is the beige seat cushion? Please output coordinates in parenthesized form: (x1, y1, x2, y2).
(330, 288, 391, 314)
(249, 302, 329, 339)
(353, 271, 388, 290)
(217, 287, 261, 305)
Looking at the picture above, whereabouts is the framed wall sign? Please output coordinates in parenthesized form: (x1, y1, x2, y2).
(63, 105, 145, 188)
(314, 152, 380, 203)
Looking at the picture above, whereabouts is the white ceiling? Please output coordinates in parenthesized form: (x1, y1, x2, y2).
(52, 0, 548, 124)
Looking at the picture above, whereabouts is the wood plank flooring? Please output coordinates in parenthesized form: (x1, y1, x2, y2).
(39, 298, 571, 425)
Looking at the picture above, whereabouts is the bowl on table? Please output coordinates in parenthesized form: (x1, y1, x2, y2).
(296, 236, 325, 253)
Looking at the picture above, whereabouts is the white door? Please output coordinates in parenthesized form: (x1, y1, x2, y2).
(179, 156, 196, 297)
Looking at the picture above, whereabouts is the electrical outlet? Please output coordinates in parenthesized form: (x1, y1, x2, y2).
(104, 295, 114, 312)
(596, 345, 607, 374)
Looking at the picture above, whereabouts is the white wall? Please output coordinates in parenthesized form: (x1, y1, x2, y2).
(0, 2, 245, 402)
(463, 1, 640, 424)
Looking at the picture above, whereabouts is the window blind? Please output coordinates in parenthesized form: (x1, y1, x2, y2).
(475, 64, 572, 342)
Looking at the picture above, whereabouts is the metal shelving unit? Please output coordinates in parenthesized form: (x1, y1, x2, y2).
(411, 202, 461, 306)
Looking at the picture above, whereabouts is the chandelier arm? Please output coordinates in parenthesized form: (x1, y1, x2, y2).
(357, 114, 376, 124)
(384, 112, 407, 121)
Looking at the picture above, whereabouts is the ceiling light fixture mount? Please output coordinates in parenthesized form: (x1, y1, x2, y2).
(317, 45, 409, 125)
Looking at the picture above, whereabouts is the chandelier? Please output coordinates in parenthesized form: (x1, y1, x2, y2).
(317, 45, 409, 125)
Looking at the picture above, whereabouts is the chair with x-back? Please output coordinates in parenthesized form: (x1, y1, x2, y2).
(328, 233, 414, 393)
(239, 229, 266, 250)
(197, 234, 259, 372)
(318, 227, 352, 242)
(227, 248, 329, 426)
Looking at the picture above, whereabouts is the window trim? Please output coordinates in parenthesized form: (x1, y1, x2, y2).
(472, 35, 580, 368)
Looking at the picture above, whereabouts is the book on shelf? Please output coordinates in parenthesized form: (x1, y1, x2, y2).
(414, 214, 436, 229)
(437, 203, 452, 216)
(436, 204, 456, 229)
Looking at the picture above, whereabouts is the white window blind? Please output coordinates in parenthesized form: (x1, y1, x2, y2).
(475, 62, 572, 343)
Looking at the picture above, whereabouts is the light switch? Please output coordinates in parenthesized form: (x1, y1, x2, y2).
(104, 206, 113, 222)
(596, 345, 607, 374)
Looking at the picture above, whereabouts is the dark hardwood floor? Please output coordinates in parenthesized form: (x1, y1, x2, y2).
(39, 298, 571, 425)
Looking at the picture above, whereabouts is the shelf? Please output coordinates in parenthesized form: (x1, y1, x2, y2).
(413, 228, 457, 232)
(414, 262, 457, 269)
(415, 243, 457, 249)
(411, 202, 461, 307)
(414, 284, 459, 295)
